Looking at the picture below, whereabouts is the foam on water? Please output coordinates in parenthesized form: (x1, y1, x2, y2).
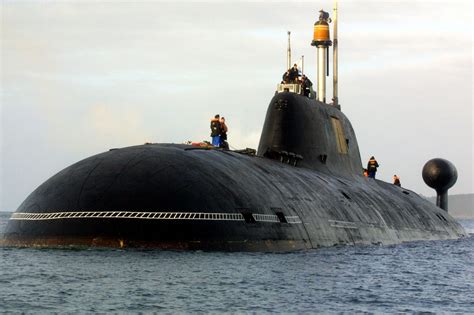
(0, 212, 473, 313)
(459, 219, 474, 235)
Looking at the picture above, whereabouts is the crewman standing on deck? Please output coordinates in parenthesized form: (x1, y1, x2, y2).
(219, 117, 229, 150)
(393, 175, 401, 187)
(363, 169, 369, 177)
(367, 156, 379, 179)
(210, 114, 221, 147)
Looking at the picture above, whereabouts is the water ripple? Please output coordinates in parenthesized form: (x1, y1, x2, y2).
(0, 213, 473, 313)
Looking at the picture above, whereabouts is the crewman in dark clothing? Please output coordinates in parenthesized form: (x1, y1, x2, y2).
(219, 117, 229, 150)
(301, 75, 313, 97)
(282, 70, 290, 83)
(210, 114, 221, 147)
(287, 64, 300, 83)
(393, 175, 401, 187)
(367, 156, 379, 179)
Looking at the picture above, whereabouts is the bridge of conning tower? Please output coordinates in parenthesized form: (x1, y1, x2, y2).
(276, 83, 314, 98)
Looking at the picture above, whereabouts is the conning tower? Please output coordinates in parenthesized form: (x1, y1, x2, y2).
(257, 95, 362, 178)
(258, 6, 361, 178)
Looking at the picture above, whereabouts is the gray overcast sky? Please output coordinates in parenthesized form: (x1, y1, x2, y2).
(1, 0, 473, 212)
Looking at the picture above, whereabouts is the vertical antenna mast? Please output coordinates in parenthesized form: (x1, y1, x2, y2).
(302, 55, 304, 75)
(287, 31, 292, 70)
(333, 0, 339, 108)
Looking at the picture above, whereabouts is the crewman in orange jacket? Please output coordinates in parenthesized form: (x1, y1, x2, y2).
(393, 175, 401, 187)
(363, 169, 369, 177)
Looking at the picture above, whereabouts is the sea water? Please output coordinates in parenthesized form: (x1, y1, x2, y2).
(0, 212, 473, 313)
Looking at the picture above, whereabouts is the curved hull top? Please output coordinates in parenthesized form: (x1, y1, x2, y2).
(3, 143, 467, 250)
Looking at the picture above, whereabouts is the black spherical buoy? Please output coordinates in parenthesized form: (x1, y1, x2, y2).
(422, 158, 457, 211)
(422, 158, 458, 191)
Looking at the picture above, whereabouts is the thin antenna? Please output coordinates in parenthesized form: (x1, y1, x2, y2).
(326, 47, 329, 76)
(287, 31, 292, 70)
(333, 0, 339, 107)
(302, 55, 304, 75)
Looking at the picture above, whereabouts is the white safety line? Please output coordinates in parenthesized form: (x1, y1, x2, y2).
(10, 211, 302, 224)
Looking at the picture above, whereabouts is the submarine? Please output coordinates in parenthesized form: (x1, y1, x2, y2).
(2, 5, 467, 251)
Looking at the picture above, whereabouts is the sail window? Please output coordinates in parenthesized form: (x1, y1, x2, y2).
(331, 117, 348, 154)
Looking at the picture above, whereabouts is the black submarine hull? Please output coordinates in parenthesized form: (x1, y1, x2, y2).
(2, 94, 467, 250)
(3, 145, 466, 250)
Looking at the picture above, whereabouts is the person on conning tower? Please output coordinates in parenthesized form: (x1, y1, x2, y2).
(282, 70, 290, 83)
(301, 74, 313, 97)
(287, 63, 300, 83)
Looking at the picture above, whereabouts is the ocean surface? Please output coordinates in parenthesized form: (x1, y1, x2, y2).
(0, 212, 473, 313)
